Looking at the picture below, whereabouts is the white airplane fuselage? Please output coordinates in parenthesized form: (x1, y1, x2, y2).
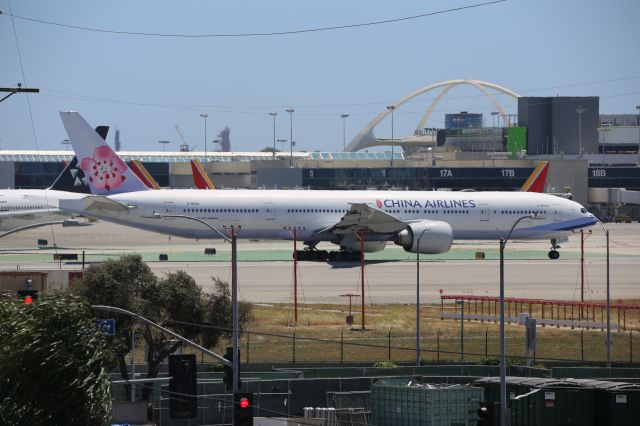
(0, 189, 88, 232)
(60, 189, 597, 246)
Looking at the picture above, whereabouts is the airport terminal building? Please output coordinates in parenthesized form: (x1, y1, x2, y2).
(1, 95, 639, 219)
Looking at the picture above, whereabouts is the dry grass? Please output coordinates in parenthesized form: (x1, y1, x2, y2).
(229, 300, 640, 365)
(130, 300, 640, 366)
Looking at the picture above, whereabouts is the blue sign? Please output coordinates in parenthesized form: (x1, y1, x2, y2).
(96, 319, 116, 336)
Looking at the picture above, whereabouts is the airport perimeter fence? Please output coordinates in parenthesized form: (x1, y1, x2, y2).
(164, 319, 640, 367)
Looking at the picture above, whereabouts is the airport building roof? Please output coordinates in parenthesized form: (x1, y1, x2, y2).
(0, 150, 403, 163)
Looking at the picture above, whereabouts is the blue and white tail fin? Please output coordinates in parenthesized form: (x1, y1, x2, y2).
(59, 111, 150, 195)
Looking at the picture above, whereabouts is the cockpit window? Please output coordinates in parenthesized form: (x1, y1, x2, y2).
(580, 208, 587, 213)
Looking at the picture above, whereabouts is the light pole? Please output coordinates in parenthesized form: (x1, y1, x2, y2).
(415, 228, 429, 366)
(456, 300, 464, 360)
(158, 140, 169, 151)
(286, 109, 294, 166)
(499, 214, 537, 426)
(576, 106, 586, 158)
(200, 113, 209, 171)
(491, 111, 499, 128)
(596, 220, 612, 368)
(269, 112, 277, 157)
(386, 106, 396, 167)
(636, 105, 640, 165)
(152, 213, 239, 393)
(341, 114, 350, 151)
(277, 138, 288, 155)
(61, 139, 71, 150)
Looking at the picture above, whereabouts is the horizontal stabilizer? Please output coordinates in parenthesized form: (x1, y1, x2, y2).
(60, 195, 132, 214)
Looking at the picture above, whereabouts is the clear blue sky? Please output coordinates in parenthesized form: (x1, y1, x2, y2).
(1, 0, 639, 153)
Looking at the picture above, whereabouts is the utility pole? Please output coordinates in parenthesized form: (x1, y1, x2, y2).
(0, 84, 39, 103)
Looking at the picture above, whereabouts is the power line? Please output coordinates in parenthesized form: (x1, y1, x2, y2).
(38, 89, 640, 118)
(38, 74, 640, 113)
(0, 1, 506, 38)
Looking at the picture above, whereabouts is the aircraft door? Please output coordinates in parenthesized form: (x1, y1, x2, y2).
(553, 203, 562, 221)
(164, 202, 175, 214)
(265, 202, 275, 220)
(479, 203, 490, 221)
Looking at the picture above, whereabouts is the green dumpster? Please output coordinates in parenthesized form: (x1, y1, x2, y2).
(372, 378, 483, 426)
(566, 379, 640, 426)
(474, 377, 594, 426)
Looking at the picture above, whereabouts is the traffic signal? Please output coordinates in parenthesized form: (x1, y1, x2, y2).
(168, 354, 197, 419)
(223, 347, 241, 391)
(233, 392, 254, 426)
(477, 401, 496, 426)
(17, 289, 38, 304)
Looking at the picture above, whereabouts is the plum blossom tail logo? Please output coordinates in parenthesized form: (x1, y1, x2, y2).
(80, 145, 128, 192)
(376, 199, 383, 208)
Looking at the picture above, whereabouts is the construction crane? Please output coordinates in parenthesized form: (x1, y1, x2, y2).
(175, 125, 196, 152)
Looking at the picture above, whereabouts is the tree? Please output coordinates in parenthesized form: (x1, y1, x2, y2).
(201, 277, 252, 349)
(260, 147, 280, 153)
(73, 253, 157, 401)
(73, 254, 253, 402)
(0, 293, 112, 425)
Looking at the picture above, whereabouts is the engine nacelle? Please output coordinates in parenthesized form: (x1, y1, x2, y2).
(393, 220, 453, 254)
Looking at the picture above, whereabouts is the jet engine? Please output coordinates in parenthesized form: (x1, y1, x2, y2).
(393, 220, 453, 254)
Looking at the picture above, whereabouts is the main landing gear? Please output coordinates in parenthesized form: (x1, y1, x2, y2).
(294, 248, 361, 262)
(548, 239, 561, 259)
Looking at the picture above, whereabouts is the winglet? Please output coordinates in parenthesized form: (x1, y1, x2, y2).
(129, 160, 161, 189)
(190, 159, 216, 189)
(520, 161, 549, 193)
(59, 111, 150, 195)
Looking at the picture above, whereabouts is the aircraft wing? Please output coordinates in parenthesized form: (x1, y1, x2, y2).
(318, 203, 408, 235)
(59, 195, 133, 214)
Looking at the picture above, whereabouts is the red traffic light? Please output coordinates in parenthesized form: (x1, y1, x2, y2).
(239, 398, 249, 409)
(24, 295, 33, 304)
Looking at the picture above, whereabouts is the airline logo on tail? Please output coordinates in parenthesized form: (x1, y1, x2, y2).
(80, 145, 129, 192)
(520, 161, 549, 193)
(60, 111, 150, 195)
(190, 159, 216, 189)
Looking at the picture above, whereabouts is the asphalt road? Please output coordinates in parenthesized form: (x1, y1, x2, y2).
(1, 221, 638, 304)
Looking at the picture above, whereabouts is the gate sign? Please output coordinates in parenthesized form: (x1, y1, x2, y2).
(526, 317, 537, 351)
(95, 319, 116, 336)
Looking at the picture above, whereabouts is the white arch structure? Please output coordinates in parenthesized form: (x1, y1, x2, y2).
(345, 79, 521, 152)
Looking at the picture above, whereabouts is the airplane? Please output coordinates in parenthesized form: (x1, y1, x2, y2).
(0, 126, 159, 234)
(519, 161, 549, 193)
(58, 111, 598, 260)
(129, 160, 161, 189)
(0, 127, 111, 233)
(0, 157, 91, 233)
(190, 159, 216, 189)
